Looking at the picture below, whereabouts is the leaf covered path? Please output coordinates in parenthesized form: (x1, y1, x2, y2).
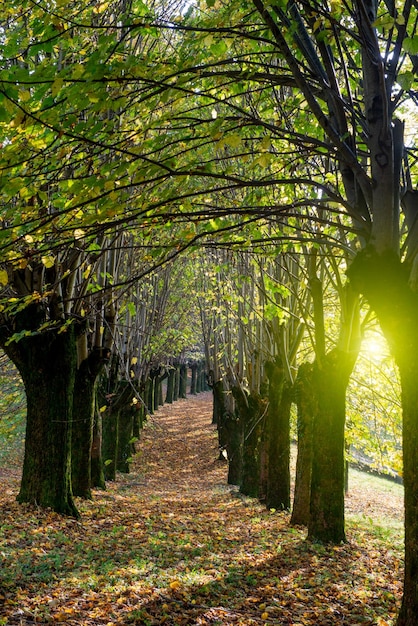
(0, 393, 403, 625)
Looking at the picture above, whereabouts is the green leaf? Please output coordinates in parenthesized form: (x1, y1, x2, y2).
(403, 36, 418, 55)
(397, 72, 415, 90)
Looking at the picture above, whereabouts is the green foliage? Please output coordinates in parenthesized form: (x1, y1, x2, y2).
(0, 353, 25, 466)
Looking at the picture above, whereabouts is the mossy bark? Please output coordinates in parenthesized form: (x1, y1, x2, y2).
(4, 324, 79, 517)
(72, 349, 107, 498)
(91, 406, 106, 489)
(263, 360, 291, 511)
(233, 387, 266, 499)
(179, 363, 188, 399)
(174, 365, 180, 401)
(102, 404, 119, 481)
(146, 377, 154, 414)
(225, 413, 243, 486)
(190, 363, 198, 395)
(308, 349, 355, 543)
(212, 378, 242, 479)
(291, 362, 315, 527)
(165, 368, 176, 403)
(117, 404, 134, 473)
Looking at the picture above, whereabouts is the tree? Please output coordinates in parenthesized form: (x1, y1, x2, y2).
(238, 1, 418, 621)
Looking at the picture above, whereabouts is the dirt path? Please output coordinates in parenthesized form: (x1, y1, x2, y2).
(134, 392, 227, 496)
(0, 392, 403, 625)
(134, 392, 403, 523)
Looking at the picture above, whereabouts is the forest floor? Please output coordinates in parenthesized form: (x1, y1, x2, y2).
(0, 392, 404, 625)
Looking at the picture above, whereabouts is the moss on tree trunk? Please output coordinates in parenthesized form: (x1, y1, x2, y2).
(233, 387, 266, 499)
(102, 404, 118, 481)
(308, 349, 354, 543)
(190, 363, 198, 395)
(179, 363, 188, 399)
(5, 325, 79, 517)
(166, 368, 175, 403)
(263, 360, 291, 511)
(291, 362, 315, 527)
(117, 405, 134, 473)
(91, 406, 106, 489)
(72, 349, 107, 498)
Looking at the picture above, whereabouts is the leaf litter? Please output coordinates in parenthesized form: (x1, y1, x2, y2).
(0, 391, 403, 625)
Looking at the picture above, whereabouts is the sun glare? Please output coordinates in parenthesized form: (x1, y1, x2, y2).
(361, 335, 388, 362)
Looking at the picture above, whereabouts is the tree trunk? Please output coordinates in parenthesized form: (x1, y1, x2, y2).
(291, 362, 315, 526)
(308, 349, 355, 543)
(174, 365, 180, 401)
(166, 368, 175, 403)
(212, 378, 242, 478)
(72, 362, 96, 498)
(190, 363, 198, 394)
(102, 404, 119, 481)
(397, 360, 418, 625)
(179, 363, 188, 398)
(233, 387, 266, 499)
(263, 360, 291, 511)
(91, 406, 106, 489)
(153, 374, 161, 412)
(146, 377, 154, 414)
(348, 248, 418, 625)
(196, 362, 203, 393)
(225, 412, 243, 485)
(4, 326, 79, 517)
(72, 349, 106, 498)
(117, 404, 134, 473)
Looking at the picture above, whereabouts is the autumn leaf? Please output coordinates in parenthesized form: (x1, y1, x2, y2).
(0, 393, 404, 626)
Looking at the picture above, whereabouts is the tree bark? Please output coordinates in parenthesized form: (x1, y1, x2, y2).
(4, 325, 79, 517)
(291, 362, 315, 527)
(348, 247, 418, 624)
(263, 360, 291, 511)
(174, 364, 180, 401)
(233, 387, 266, 499)
(91, 406, 106, 489)
(102, 403, 119, 481)
(397, 360, 418, 626)
(72, 349, 106, 498)
(308, 349, 355, 543)
(190, 363, 198, 394)
(117, 404, 134, 473)
(179, 363, 188, 399)
(165, 367, 176, 403)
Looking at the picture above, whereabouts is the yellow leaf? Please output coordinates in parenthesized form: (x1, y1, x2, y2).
(169, 580, 181, 590)
(225, 133, 241, 148)
(99, 405, 107, 413)
(0, 270, 8, 285)
(131, 356, 138, 365)
(74, 229, 85, 239)
(51, 78, 64, 97)
(19, 89, 31, 102)
(41, 255, 55, 269)
(256, 153, 272, 168)
(260, 136, 271, 150)
(71, 64, 85, 79)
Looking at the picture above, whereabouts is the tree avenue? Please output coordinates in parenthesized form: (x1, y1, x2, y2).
(0, 0, 417, 624)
